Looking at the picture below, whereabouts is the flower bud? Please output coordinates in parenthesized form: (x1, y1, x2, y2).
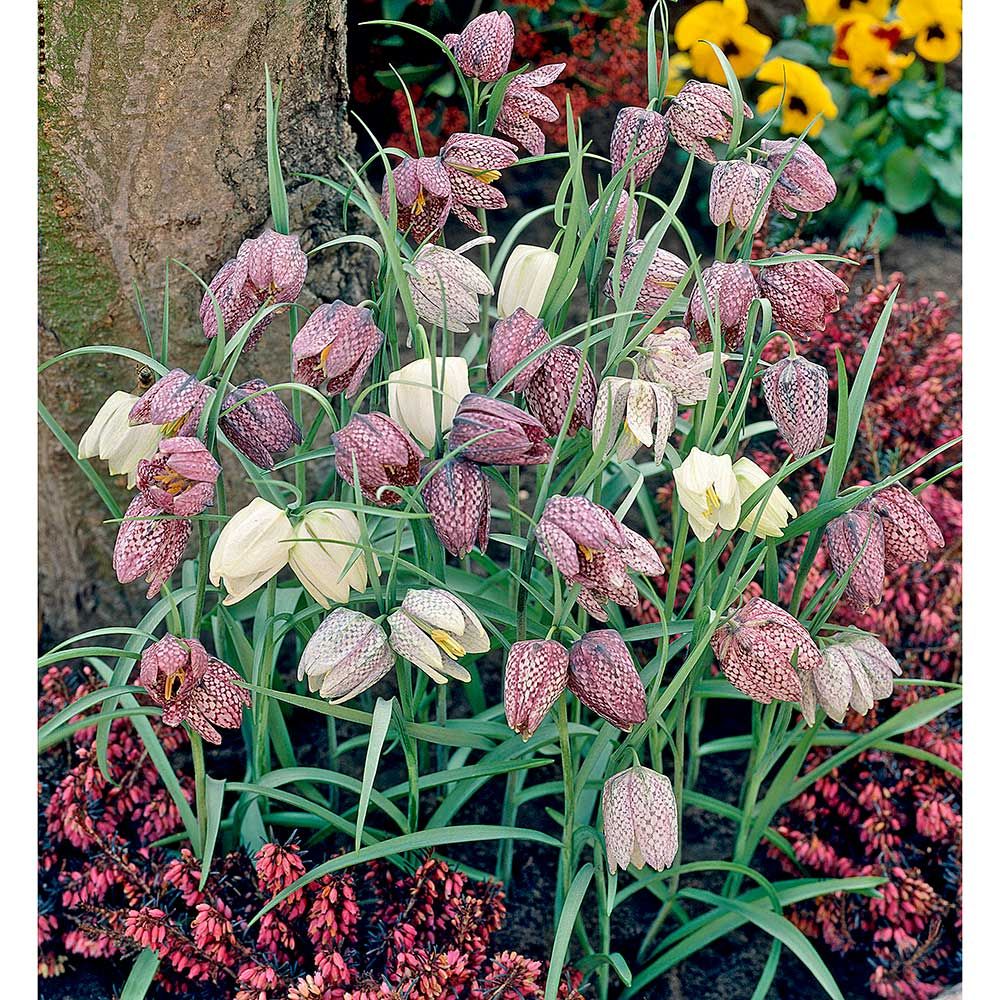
(288, 508, 376, 610)
(602, 765, 678, 873)
(504, 639, 569, 739)
(761, 138, 836, 218)
(421, 459, 491, 558)
(664, 80, 753, 164)
(497, 244, 560, 320)
(443, 11, 514, 83)
(673, 448, 741, 542)
(610, 107, 669, 184)
(209, 498, 293, 605)
(591, 192, 639, 249)
(486, 308, 549, 392)
(685, 261, 759, 350)
(79, 390, 163, 487)
(292, 301, 383, 397)
(761, 355, 829, 458)
(709, 160, 772, 233)
(523, 346, 597, 437)
(756, 257, 848, 340)
(448, 394, 553, 466)
(568, 630, 647, 731)
(869, 484, 945, 570)
(388, 357, 470, 450)
(219, 379, 302, 469)
(733, 457, 796, 539)
(331, 413, 423, 506)
(824, 505, 886, 613)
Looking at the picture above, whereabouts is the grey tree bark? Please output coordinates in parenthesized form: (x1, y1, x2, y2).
(38, 0, 372, 642)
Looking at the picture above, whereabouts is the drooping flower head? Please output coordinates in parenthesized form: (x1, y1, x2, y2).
(129, 368, 212, 438)
(638, 328, 715, 405)
(673, 448, 741, 543)
(114, 495, 194, 599)
(448, 394, 553, 466)
(331, 413, 423, 506)
(592, 377, 677, 464)
(870, 484, 946, 570)
(664, 80, 753, 163)
(711, 596, 823, 702)
(604, 241, 688, 316)
(135, 437, 220, 516)
(288, 508, 375, 610)
(824, 504, 886, 613)
(568, 630, 647, 731)
(755, 58, 838, 136)
(388, 357, 470, 450)
(139, 635, 251, 744)
(761, 355, 829, 458)
(733, 457, 796, 538)
(381, 155, 453, 244)
(523, 346, 598, 437)
(421, 459, 492, 559)
(602, 765, 678, 874)
(755, 256, 848, 340)
(440, 132, 519, 232)
(760, 138, 837, 217)
(219, 379, 302, 469)
(79, 390, 163, 487)
(709, 159, 773, 233)
(291, 301, 384, 397)
(592, 192, 639, 251)
(504, 639, 569, 739)
(610, 107, 670, 185)
(409, 239, 494, 333)
(674, 0, 772, 83)
(209, 498, 294, 606)
(443, 11, 515, 82)
(497, 245, 559, 319)
(496, 63, 565, 156)
(686, 260, 759, 350)
(487, 308, 550, 391)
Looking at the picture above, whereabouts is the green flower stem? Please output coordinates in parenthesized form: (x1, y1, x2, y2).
(556, 692, 577, 911)
(190, 728, 207, 856)
(252, 576, 278, 781)
(396, 661, 420, 831)
(190, 519, 211, 640)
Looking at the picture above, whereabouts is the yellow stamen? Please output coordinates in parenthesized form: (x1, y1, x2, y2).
(164, 668, 186, 702)
(702, 486, 721, 519)
(161, 414, 188, 437)
(578, 544, 596, 562)
(651, 279, 679, 290)
(413, 189, 427, 216)
(431, 629, 466, 659)
(450, 164, 501, 184)
(154, 469, 190, 495)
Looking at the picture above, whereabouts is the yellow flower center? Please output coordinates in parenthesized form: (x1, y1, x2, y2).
(578, 544, 596, 563)
(413, 189, 427, 216)
(164, 668, 186, 701)
(161, 414, 189, 437)
(703, 486, 722, 519)
(154, 469, 191, 496)
(450, 163, 501, 184)
(431, 629, 466, 659)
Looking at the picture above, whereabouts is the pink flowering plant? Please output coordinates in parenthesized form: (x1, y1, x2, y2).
(39, 5, 961, 997)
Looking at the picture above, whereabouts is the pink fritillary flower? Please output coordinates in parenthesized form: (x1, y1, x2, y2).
(709, 159, 772, 233)
(218, 379, 302, 470)
(129, 368, 212, 438)
(686, 260, 759, 350)
(135, 437, 220, 516)
(409, 239, 494, 334)
(638, 327, 715, 405)
(602, 765, 678, 873)
(761, 138, 837, 218)
(331, 413, 422, 506)
(870, 484, 945, 571)
(200, 230, 307, 351)
(291, 301, 384, 397)
(444, 11, 515, 83)
(523, 345, 597, 437)
(664, 80, 753, 164)
(496, 62, 565, 156)
(440, 132, 519, 232)
(114, 495, 193, 598)
(755, 256, 848, 340)
(610, 107, 670, 185)
(604, 240, 688, 315)
(486, 308, 550, 392)
(824, 504, 886, 613)
(139, 635, 250, 745)
(421, 459, 491, 559)
(761, 355, 829, 458)
(381, 155, 453, 244)
(711, 596, 822, 703)
(447, 394, 552, 466)
(504, 639, 569, 739)
(592, 192, 640, 250)
(568, 630, 647, 731)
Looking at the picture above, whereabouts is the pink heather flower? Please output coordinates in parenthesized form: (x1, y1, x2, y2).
(760, 138, 837, 218)
(219, 379, 301, 469)
(113, 495, 193, 598)
(638, 327, 715, 405)
(602, 764, 678, 873)
(421, 459, 491, 558)
(592, 376, 677, 464)
(824, 504, 886, 613)
(440, 132, 519, 231)
(139, 635, 251, 744)
(381, 154, 453, 244)
(568, 630, 647, 731)
(443, 11, 514, 83)
(592, 192, 639, 250)
(711, 596, 823, 703)
(135, 437, 220, 516)
(200, 229, 307, 351)
(486, 308, 550, 391)
(495, 62, 565, 156)
(870, 484, 946, 570)
(664, 80, 753, 163)
(709, 159, 772, 232)
(610, 107, 670, 185)
(685, 260, 759, 350)
(761, 355, 829, 458)
(408, 239, 494, 334)
(447, 394, 553, 466)
(504, 639, 569, 739)
(755, 256, 848, 339)
(129, 368, 212, 438)
(331, 413, 422, 506)
(604, 240, 688, 315)
(291, 301, 384, 397)
(523, 345, 598, 437)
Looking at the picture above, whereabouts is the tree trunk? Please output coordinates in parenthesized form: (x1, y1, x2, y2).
(38, 0, 372, 643)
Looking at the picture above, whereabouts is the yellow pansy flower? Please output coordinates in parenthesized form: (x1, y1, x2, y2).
(804, 0, 891, 25)
(674, 0, 772, 83)
(897, 0, 962, 62)
(831, 15, 916, 96)
(756, 58, 838, 136)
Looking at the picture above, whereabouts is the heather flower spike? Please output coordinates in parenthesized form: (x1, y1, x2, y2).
(408, 239, 494, 334)
(421, 459, 492, 558)
(291, 301, 384, 397)
(331, 413, 423, 506)
(665, 80, 753, 163)
(870, 484, 946, 570)
(219, 379, 302, 469)
(610, 107, 670, 184)
(602, 765, 678, 874)
(604, 240, 688, 316)
(686, 260, 759, 350)
(824, 504, 886, 613)
(592, 376, 678, 464)
(761, 355, 829, 458)
(495, 62, 565, 156)
(139, 635, 251, 745)
(756, 256, 848, 339)
(568, 630, 647, 731)
(443, 11, 515, 83)
(504, 639, 569, 739)
(388, 589, 489, 684)
(448, 394, 553, 466)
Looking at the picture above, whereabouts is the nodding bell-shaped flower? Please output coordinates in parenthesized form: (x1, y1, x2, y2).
(673, 448, 741, 542)
(139, 635, 251, 745)
(800, 633, 901, 725)
(495, 62, 565, 156)
(610, 107, 670, 185)
(709, 159, 773, 232)
(421, 459, 492, 558)
(135, 437, 220, 516)
(733, 457, 796, 539)
(756, 256, 848, 340)
(592, 376, 678, 464)
(219, 379, 302, 470)
(487, 308, 550, 392)
(824, 504, 886, 613)
(448, 394, 553, 466)
(129, 368, 212, 439)
(604, 241, 688, 316)
(664, 80, 753, 164)
(200, 229, 307, 351)
(409, 239, 494, 334)
(443, 10, 515, 83)
(382, 154, 453, 244)
(602, 765, 678, 874)
(711, 596, 823, 703)
(568, 630, 647, 731)
(79, 390, 163, 487)
(291, 301, 384, 397)
(388, 589, 490, 684)
(523, 346, 598, 437)
(761, 138, 837, 218)
(497, 245, 559, 320)
(685, 260, 759, 350)
(592, 192, 639, 250)
(388, 357, 471, 450)
(870, 484, 945, 570)
(288, 508, 376, 610)
(440, 132, 519, 231)
(297, 608, 395, 704)
(504, 639, 569, 739)
(761, 355, 829, 459)
(114, 496, 195, 598)
(638, 328, 715, 405)
(331, 413, 423, 506)
(209, 498, 293, 606)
